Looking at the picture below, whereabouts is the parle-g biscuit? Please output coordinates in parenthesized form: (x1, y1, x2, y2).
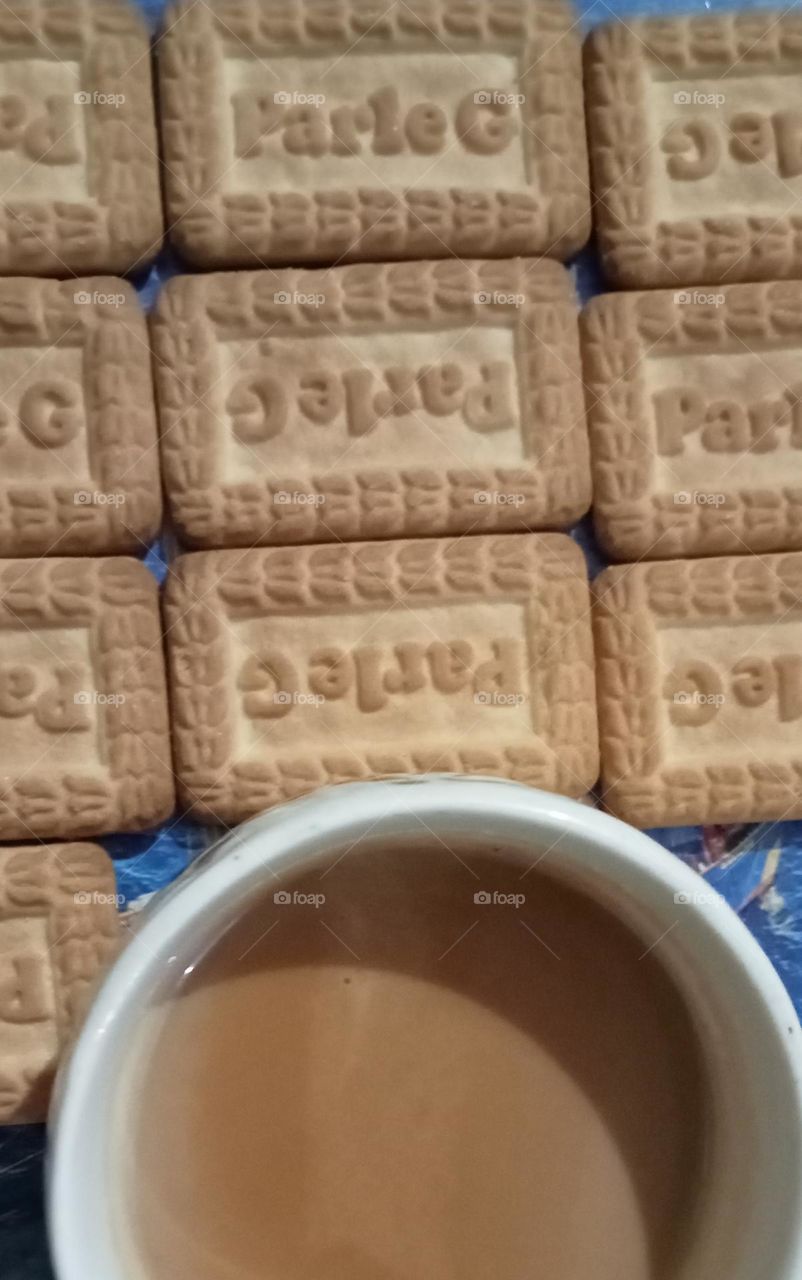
(585, 10, 802, 287)
(158, 0, 590, 267)
(0, 842, 120, 1124)
(581, 282, 802, 560)
(0, 557, 173, 840)
(152, 259, 590, 547)
(0, 0, 162, 275)
(164, 534, 599, 824)
(594, 553, 802, 827)
(0, 278, 161, 556)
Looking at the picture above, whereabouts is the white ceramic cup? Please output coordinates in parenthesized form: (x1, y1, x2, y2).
(48, 776, 802, 1280)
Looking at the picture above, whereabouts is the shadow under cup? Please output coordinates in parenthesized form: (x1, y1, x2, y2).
(47, 781, 802, 1280)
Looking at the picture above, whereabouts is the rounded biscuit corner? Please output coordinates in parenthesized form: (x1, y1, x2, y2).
(590, 563, 623, 602)
(176, 782, 220, 826)
(598, 785, 644, 828)
(579, 290, 617, 329)
(165, 216, 213, 270)
(100, 556, 160, 603)
(543, 531, 590, 581)
(578, 752, 601, 798)
(76, 275, 139, 304)
(163, 501, 215, 552)
(123, 221, 165, 275)
(164, 552, 201, 601)
(597, 235, 664, 291)
(582, 18, 616, 58)
(560, 475, 594, 529)
(555, 209, 593, 261)
(82, 840, 115, 858)
(146, 777, 178, 830)
(135, 491, 164, 547)
(590, 512, 637, 564)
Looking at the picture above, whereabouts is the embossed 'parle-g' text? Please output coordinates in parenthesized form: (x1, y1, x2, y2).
(227, 359, 516, 443)
(661, 109, 802, 181)
(232, 85, 518, 159)
(238, 639, 526, 717)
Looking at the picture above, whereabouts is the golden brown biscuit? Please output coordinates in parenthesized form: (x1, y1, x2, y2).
(594, 554, 802, 826)
(581, 283, 802, 560)
(164, 534, 599, 823)
(0, 842, 120, 1123)
(158, 0, 590, 267)
(585, 10, 802, 287)
(0, 557, 174, 840)
(0, 278, 161, 556)
(0, 0, 162, 275)
(152, 260, 590, 547)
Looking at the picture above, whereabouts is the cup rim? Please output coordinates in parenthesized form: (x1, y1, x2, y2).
(47, 775, 802, 1280)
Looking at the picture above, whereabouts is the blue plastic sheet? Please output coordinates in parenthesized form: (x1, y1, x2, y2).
(2, 2, 801, 1276)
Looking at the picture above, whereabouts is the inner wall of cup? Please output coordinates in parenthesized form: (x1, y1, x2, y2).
(101, 821, 800, 1280)
(488, 835, 801, 1280)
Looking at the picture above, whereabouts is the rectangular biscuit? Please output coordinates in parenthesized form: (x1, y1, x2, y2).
(0, 0, 162, 275)
(164, 534, 599, 824)
(593, 554, 802, 827)
(0, 278, 161, 556)
(0, 558, 173, 840)
(0, 842, 120, 1123)
(585, 10, 802, 287)
(158, 0, 590, 267)
(581, 283, 802, 560)
(152, 260, 590, 547)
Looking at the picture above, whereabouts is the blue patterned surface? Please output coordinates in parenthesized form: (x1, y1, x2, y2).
(2, 2, 802, 1275)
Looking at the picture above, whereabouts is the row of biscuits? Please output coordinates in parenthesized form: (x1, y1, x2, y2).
(4, 0, 802, 287)
(1, 539, 799, 846)
(3, 265, 801, 559)
(2, 532, 799, 1126)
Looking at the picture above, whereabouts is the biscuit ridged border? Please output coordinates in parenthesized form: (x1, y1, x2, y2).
(0, 0, 162, 275)
(0, 558, 174, 839)
(585, 11, 802, 287)
(581, 283, 802, 559)
(0, 279, 161, 556)
(0, 842, 119, 1121)
(152, 259, 590, 548)
(593, 554, 802, 827)
(158, 0, 590, 266)
(164, 534, 599, 824)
